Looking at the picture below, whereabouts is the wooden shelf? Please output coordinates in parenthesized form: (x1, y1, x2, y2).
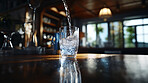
(47, 9, 66, 17)
(43, 13, 60, 21)
(43, 30, 55, 34)
(40, 7, 65, 48)
(43, 22, 56, 27)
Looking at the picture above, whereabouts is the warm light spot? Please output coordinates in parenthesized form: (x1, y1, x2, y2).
(59, 11, 66, 16)
(99, 7, 112, 21)
(50, 7, 58, 12)
(99, 8, 112, 18)
(76, 54, 116, 59)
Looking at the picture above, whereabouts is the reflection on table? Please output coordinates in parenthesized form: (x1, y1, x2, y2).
(0, 54, 148, 83)
(59, 58, 81, 83)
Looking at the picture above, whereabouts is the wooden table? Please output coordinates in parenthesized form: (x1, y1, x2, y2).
(0, 54, 148, 83)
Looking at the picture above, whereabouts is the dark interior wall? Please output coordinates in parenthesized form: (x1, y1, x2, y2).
(0, 0, 26, 13)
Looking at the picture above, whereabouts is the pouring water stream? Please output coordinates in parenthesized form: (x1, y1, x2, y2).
(62, 0, 72, 36)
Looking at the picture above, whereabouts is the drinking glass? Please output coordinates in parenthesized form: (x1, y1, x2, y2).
(0, 32, 14, 56)
(59, 26, 79, 58)
(0, 31, 4, 50)
(1, 33, 13, 50)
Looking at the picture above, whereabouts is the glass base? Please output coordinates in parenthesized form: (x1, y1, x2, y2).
(61, 54, 77, 58)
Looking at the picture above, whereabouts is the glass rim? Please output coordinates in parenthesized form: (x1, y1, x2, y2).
(60, 26, 79, 28)
(59, 26, 79, 31)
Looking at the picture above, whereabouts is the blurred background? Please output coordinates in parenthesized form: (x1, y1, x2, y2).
(0, 0, 148, 54)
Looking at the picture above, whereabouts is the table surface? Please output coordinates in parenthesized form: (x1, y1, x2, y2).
(0, 54, 148, 83)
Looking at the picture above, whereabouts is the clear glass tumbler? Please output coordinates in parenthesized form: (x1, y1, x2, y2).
(59, 26, 79, 58)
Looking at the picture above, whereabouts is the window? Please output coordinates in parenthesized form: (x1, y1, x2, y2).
(82, 25, 86, 47)
(123, 18, 148, 48)
(87, 24, 96, 47)
(110, 21, 123, 48)
(124, 26, 136, 48)
(124, 19, 143, 26)
(96, 23, 108, 48)
(81, 18, 148, 49)
(136, 25, 148, 48)
(144, 26, 148, 44)
(144, 18, 148, 24)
